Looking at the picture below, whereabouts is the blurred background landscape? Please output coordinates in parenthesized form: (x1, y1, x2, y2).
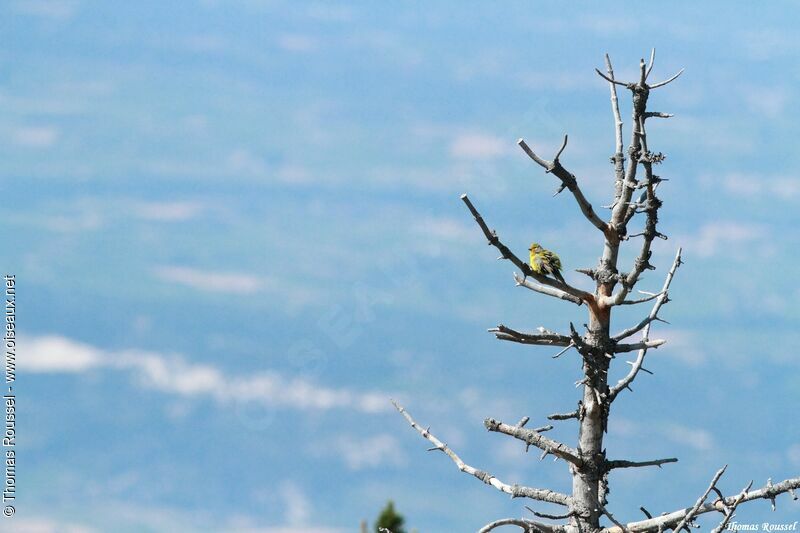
(2, 1, 799, 531)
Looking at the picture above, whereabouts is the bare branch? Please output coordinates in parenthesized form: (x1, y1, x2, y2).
(604, 53, 625, 201)
(643, 111, 673, 119)
(648, 68, 685, 89)
(478, 518, 564, 533)
(489, 324, 572, 347)
(551, 343, 575, 359)
(612, 316, 657, 345)
(392, 401, 571, 506)
(554, 134, 569, 162)
(598, 500, 629, 532)
(612, 339, 665, 353)
(623, 190, 648, 227)
(548, 409, 579, 421)
(518, 138, 551, 168)
(484, 418, 583, 467)
(617, 291, 663, 305)
(513, 417, 555, 434)
(605, 457, 677, 470)
(609, 343, 652, 397)
(645, 48, 656, 80)
(595, 68, 629, 87)
(513, 273, 584, 306)
(526, 506, 575, 521)
(638, 58, 646, 86)
(517, 138, 611, 234)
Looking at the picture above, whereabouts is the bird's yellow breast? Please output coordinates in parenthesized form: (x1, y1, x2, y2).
(529, 249, 544, 273)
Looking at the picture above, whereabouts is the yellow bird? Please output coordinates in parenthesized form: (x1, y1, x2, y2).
(529, 243, 566, 284)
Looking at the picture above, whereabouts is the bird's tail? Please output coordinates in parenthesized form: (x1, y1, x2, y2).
(553, 270, 566, 284)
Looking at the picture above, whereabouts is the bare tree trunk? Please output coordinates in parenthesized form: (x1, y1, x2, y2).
(569, 305, 610, 531)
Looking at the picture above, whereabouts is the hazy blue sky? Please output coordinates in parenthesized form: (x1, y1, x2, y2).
(3, 1, 800, 531)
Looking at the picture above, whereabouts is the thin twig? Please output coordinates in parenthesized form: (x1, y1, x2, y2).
(479, 517, 563, 533)
(598, 501, 629, 532)
(526, 506, 575, 521)
(605, 457, 678, 470)
(645, 48, 656, 80)
(595, 68, 629, 87)
(548, 409, 580, 421)
(551, 343, 575, 359)
(618, 291, 663, 305)
(649, 68, 685, 89)
(554, 134, 569, 162)
(612, 339, 665, 353)
(643, 111, 673, 119)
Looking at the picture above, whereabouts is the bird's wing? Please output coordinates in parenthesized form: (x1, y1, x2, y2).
(537, 250, 554, 274)
(551, 252, 562, 272)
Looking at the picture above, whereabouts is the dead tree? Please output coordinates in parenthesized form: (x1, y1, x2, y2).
(393, 51, 800, 532)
